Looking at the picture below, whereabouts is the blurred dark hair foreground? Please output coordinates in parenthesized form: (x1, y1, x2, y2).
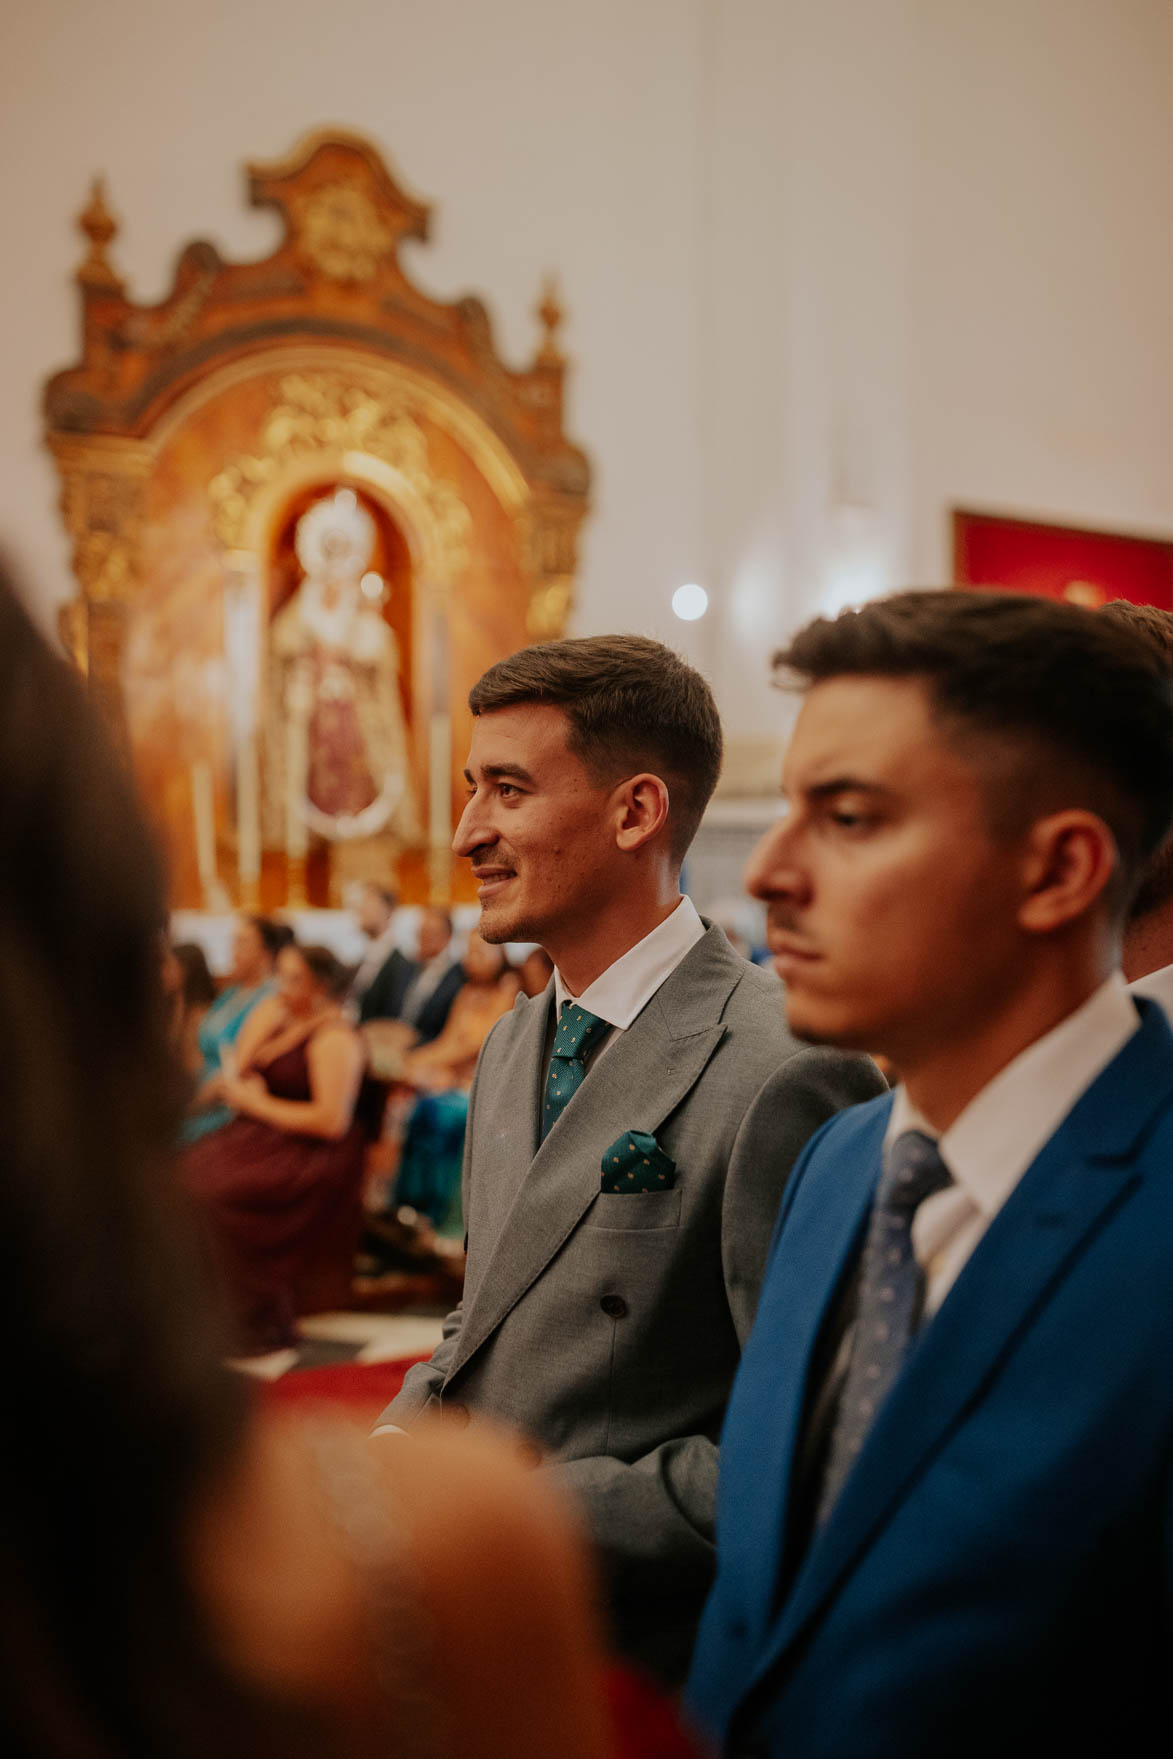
(0, 566, 271, 1756)
(0, 565, 655, 1759)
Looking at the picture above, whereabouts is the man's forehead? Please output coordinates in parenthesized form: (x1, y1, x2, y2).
(782, 674, 939, 789)
(466, 701, 575, 769)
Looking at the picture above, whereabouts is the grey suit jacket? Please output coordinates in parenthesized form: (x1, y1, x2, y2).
(379, 925, 885, 1680)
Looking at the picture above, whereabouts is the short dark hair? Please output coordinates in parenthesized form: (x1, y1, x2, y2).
(469, 634, 723, 864)
(1100, 600, 1173, 921)
(245, 913, 295, 960)
(172, 941, 217, 1010)
(1100, 598, 1173, 663)
(776, 589, 1173, 914)
(295, 942, 351, 999)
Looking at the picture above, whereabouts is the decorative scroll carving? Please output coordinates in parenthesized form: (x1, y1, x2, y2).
(47, 435, 153, 739)
(208, 371, 471, 578)
(292, 182, 397, 283)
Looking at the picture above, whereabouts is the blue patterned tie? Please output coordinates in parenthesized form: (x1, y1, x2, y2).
(817, 1129, 952, 1525)
(541, 1000, 610, 1141)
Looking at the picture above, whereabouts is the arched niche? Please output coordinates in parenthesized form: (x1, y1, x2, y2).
(44, 130, 591, 906)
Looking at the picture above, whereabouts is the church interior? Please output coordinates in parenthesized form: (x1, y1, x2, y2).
(4, 1, 1173, 1748)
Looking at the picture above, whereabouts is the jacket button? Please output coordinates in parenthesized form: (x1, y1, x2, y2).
(442, 1401, 470, 1428)
(600, 1294, 627, 1318)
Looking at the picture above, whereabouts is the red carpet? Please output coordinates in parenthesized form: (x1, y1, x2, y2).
(260, 1353, 429, 1421)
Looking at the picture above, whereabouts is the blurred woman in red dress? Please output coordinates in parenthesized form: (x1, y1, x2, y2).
(183, 942, 366, 1352)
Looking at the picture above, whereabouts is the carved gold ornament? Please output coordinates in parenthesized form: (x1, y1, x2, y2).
(50, 438, 152, 606)
(292, 183, 395, 283)
(208, 373, 472, 575)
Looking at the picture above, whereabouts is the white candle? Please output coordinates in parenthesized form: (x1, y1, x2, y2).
(238, 734, 260, 892)
(191, 761, 216, 903)
(224, 564, 262, 900)
(428, 709, 452, 901)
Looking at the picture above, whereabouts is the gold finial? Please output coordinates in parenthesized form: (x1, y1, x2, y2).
(536, 274, 564, 368)
(77, 177, 123, 291)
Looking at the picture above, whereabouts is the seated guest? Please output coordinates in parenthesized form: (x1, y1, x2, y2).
(0, 559, 609, 1759)
(183, 942, 369, 1351)
(398, 904, 466, 1042)
(181, 913, 292, 1143)
(392, 933, 521, 1236)
(349, 880, 414, 1023)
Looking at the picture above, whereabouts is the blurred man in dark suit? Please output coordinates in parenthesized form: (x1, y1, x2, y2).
(397, 907, 465, 1044)
(349, 882, 413, 1024)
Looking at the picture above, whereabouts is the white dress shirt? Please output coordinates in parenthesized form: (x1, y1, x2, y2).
(400, 948, 459, 1025)
(552, 894, 707, 1053)
(348, 923, 400, 1003)
(887, 972, 1139, 1319)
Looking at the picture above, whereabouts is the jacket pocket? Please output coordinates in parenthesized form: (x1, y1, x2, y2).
(585, 1188, 683, 1232)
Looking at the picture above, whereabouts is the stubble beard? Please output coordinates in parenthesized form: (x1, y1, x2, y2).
(476, 897, 551, 952)
(476, 909, 513, 946)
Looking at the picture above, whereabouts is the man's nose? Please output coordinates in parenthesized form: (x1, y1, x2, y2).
(453, 792, 494, 857)
(744, 817, 805, 903)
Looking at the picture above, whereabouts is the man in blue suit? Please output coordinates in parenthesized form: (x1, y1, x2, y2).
(687, 589, 1173, 1758)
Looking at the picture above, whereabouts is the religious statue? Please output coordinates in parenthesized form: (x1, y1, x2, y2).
(262, 488, 419, 867)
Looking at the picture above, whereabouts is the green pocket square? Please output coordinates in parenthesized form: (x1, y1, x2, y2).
(600, 1130, 677, 1193)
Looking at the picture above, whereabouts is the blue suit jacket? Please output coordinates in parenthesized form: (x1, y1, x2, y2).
(687, 998, 1173, 1757)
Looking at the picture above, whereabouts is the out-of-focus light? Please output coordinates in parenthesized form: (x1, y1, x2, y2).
(672, 582, 709, 621)
(360, 571, 384, 600)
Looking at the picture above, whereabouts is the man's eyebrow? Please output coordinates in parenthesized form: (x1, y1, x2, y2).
(463, 762, 536, 786)
(807, 778, 890, 799)
(780, 777, 892, 803)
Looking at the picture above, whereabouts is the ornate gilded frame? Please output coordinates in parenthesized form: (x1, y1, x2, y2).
(43, 129, 592, 903)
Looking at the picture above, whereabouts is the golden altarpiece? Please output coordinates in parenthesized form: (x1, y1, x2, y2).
(44, 130, 591, 908)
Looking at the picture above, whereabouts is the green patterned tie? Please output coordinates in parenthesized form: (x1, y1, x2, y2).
(541, 1000, 610, 1141)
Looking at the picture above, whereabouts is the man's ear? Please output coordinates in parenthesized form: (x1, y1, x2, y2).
(613, 774, 671, 853)
(1016, 810, 1119, 934)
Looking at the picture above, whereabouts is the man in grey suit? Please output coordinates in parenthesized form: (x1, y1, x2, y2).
(376, 634, 884, 1682)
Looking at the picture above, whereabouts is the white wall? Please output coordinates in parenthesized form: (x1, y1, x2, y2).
(908, 0, 1173, 572)
(3, 0, 1173, 762)
(0, 0, 707, 647)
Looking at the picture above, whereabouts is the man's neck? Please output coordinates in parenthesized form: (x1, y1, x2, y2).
(549, 890, 682, 996)
(898, 952, 1116, 1134)
(1122, 898, 1173, 984)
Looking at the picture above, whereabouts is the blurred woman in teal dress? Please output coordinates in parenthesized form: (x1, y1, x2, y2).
(180, 915, 292, 1144)
(393, 934, 520, 1236)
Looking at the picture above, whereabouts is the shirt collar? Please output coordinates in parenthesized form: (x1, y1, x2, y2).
(885, 971, 1140, 1218)
(1129, 959, 1173, 1016)
(363, 924, 400, 964)
(419, 947, 455, 977)
(553, 895, 706, 1029)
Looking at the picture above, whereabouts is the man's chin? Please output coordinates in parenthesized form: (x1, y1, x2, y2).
(782, 994, 872, 1053)
(474, 903, 526, 947)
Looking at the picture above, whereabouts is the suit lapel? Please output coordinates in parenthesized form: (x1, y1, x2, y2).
(447, 928, 740, 1381)
(747, 1000, 1173, 1695)
(462, 983, 551, 1266)
(730, 1101, 887, 1636)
